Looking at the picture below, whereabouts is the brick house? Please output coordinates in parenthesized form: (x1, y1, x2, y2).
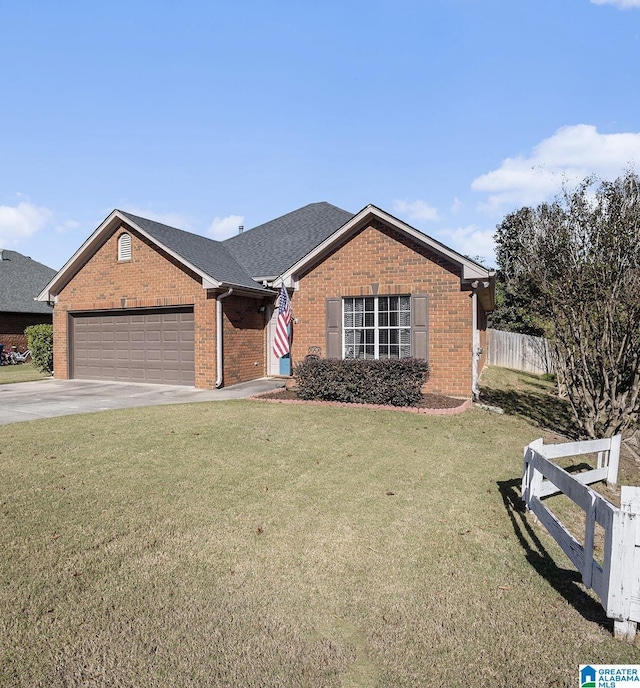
(0, 250, 55, 351)
(37, 202, 494, 397)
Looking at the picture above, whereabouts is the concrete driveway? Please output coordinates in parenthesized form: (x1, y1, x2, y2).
(0, 377, 285, 425)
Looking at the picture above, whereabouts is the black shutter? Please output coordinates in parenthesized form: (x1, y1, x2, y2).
(411, 294, 429, 360)
(325, 297, 342, 358)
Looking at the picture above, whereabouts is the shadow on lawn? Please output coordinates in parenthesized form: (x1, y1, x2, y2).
(480, 372, 579, 439)
(497, 476, 612, 633)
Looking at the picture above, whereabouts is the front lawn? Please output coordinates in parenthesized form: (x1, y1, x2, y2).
(1, 385, 639, 686)
(0, 362, 49, 384)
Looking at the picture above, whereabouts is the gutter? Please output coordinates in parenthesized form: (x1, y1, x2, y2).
(215, 288, 234, 388)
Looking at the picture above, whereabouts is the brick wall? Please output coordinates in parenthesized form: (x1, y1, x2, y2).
(0, 312, 52, 351)
(222, 294, 267, 385)
(53, 225, 266, 388)
(291, 220, 476, 397)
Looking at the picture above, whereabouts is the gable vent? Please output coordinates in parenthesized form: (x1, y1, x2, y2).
(118, 233, 132, 261)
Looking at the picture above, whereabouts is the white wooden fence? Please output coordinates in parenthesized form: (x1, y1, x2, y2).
(487, 329, 554, 375)
(521, 435, 640, 642)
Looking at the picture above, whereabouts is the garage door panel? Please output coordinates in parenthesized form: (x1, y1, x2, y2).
(72, 308, 195, 385)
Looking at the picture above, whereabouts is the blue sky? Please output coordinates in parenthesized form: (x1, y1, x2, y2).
(1, 0, 640, 270)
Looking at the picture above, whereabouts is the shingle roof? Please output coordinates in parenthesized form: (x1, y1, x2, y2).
(223, 202, 354, 278)
(118, 211, 270, 292)
(0, 250, 56, 314)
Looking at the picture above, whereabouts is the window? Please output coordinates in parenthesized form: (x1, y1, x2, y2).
(118, 233, 132, 261)
(343, 296, 411, 359)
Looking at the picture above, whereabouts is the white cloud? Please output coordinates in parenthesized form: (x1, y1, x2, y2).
(207, 214, 245, 240)
(450, 197, 463, 215)
(438, 224, 496, 266)
(392, 199, 440, 222)
(472, 124, 640, 211)
(591, 0, 640, 8)
(55, 219, 81, 234)
(0, 202, 52, 246)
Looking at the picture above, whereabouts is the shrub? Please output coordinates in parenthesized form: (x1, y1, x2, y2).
(293, 358, 430, 407)
(25, 324, 53, 375)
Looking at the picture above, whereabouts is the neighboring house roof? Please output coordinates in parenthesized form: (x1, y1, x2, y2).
(224, 202, 354, 280)
(0, 250, 55, 314)
(117, 211, 268, 293)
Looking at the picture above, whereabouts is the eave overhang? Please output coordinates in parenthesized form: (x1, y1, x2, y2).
(274, 205, 495, 305)
(37, 210, 270, 303)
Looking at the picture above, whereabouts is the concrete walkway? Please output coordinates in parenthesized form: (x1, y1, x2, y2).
(0, 377, 285, 425)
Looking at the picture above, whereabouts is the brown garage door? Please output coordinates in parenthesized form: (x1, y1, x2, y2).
(71, 308, 195, 385)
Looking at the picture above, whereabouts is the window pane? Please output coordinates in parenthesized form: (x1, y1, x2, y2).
(342, 295, 412, 361)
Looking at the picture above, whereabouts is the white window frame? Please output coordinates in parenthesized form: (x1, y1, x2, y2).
(343, 295, 411, 360)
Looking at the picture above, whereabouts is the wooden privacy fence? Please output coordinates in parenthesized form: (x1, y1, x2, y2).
(487, 329, 554, 375)
(521, 435, 640, 642)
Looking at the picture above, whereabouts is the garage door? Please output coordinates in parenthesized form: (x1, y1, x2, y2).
(71, 308, 195, 385)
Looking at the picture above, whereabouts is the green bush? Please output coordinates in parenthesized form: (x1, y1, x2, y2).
(293, 358, 430, 407)
(25, 324, 53, 375)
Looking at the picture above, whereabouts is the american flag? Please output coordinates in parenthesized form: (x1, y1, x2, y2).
(273, 284, 292, 359)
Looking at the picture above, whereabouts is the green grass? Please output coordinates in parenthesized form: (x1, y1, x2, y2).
(0, 362, 49, 384)
(1, 380, 639, 687)
(479, 365, 579, 438)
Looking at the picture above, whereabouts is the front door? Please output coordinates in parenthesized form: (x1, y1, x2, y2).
(267, 306, 291, 376)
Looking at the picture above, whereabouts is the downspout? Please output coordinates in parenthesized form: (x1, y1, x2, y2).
(471, 287, 480, 400)
(215, 288, 233, 388)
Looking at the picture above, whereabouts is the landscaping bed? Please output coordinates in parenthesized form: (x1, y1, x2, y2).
(256, 386, 466, 409)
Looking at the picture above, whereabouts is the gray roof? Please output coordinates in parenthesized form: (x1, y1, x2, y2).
(0, 250, 56, 314)
(223, 202, 354, 278)
(118, 211, 271, 292)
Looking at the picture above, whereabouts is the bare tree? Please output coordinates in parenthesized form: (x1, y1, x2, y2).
(498, 172, 640, 438)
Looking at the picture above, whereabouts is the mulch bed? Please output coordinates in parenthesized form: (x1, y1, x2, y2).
(257, 388, 465, 409)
